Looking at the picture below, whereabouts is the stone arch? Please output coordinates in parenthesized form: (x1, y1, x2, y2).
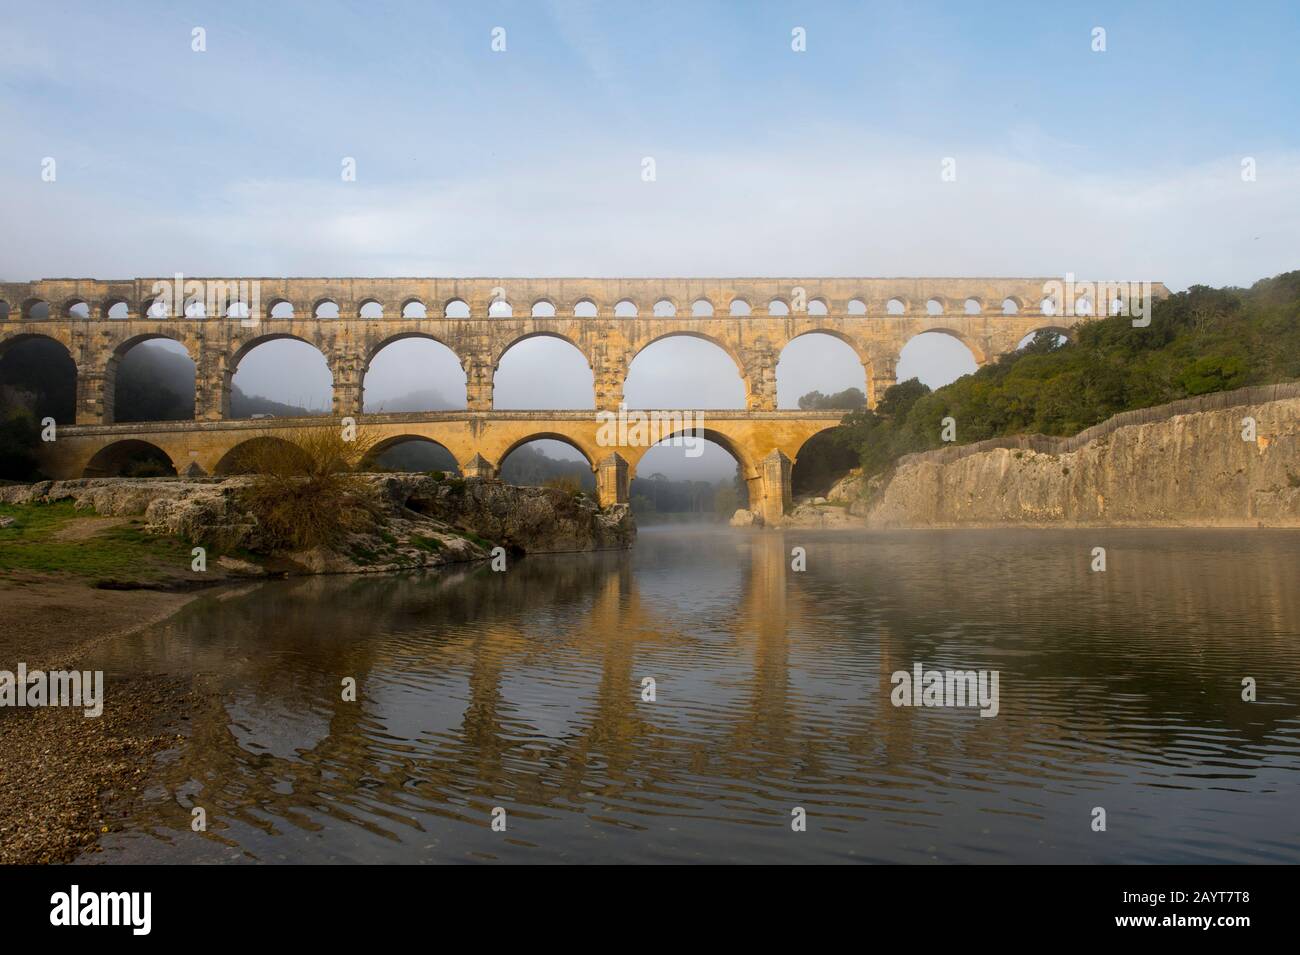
(885, 297, 907, 315)
(494, 332, 594, 409)
(691, 298, 715, 317)
(530, 299, 557, 317)
(362, 333, 467, 411)
(847, 298, 867, 315)
(614, 299, 638, 318)
(625, 332, 747, 409)
(767, 298, 790, 316)
(629, 330, 745, 377)
(108, 334, 197, 423)
(0, 300, 9, 321)
(790, 425, 859, 499)
(729, 298, 752, 316)
(83, 439, 177, 478)
(358, 299, 384, 319)
(488, 298, 513, 318)
(573, 298, 598, 317)
(232, 332, 329, 369)
(629, 425, 756, 481)
(266, 297, 294, 320)
(652, 298, 677, 317)
(362, 434, 461, 474)
(1001, 297, 1021, 315)
(909, 327, 986, 365)
(143, 296, 169, 318)
(230, 334, 333, 417)
(401, 298, 427, 318)
(21, 298, 50, 320)
(806, 298, 829, 316)
(0, 332, 77, 424)
(63, 298, 90, 319)
(444, 298, 471, 318)
(776, 329, 870, 409)
(496, 432, 598, 473)
(313, 298, 340, 319)
(963, 297, 983, 315)
(103, 298, 130, 319)
(925, 297, 945, 315)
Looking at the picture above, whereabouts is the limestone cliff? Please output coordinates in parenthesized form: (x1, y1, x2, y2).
(859, 387, 1300, 527)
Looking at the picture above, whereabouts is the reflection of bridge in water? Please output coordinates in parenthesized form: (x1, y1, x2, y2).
(1, 276, 1167, 521)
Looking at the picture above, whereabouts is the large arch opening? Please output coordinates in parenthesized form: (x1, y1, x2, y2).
(632, 431, 750, 522)
(364, 436, 460, 474)
(896, 331, 979, 390)
(230, 338, 332, 418)
(494, 335, 594, 410)
(363, 337, 467, 412)
(776, 332, 867, 410)
(624, 335, 745, 409)
(112, 338, 195, 423)
(791, 428, 858, 500)
(498, 437, 595, 492)
(0, 335, 76, 425)
(83, 440, 177, 478)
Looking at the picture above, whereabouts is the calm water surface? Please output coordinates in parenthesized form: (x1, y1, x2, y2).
(83, 526, 1300, 864)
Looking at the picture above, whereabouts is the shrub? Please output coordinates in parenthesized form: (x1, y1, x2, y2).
(233, 425, 380, 551)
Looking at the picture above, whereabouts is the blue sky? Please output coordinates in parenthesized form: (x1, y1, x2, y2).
(3, 0, 1296, 283)
(3, 1, 1297, 475)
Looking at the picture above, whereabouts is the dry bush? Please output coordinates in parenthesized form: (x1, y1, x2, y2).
(542, 475, 584, 494)
(231, 425, 380, 551)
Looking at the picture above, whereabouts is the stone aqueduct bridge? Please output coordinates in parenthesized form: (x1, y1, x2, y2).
(0, 276, 1168, 523)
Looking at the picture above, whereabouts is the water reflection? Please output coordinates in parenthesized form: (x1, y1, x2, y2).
(85, 527, 1300, 863)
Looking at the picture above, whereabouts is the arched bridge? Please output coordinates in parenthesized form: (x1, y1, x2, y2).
(1, 275, 1168, 523)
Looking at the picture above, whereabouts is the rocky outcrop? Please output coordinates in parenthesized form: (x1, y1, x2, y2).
(860, 389, 1300, 527)
(1, 474, 635, 574)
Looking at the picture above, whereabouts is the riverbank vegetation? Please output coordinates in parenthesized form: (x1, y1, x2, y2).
(831, 271, 1300, 478)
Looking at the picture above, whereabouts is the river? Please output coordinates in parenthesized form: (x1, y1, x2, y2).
(81, 526, 1300, 864)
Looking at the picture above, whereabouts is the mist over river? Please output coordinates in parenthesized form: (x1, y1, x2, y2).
(80, 526, 1300, 864)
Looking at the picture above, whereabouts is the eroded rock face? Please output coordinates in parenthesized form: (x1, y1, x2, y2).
(862, 397, 1300, 527)
(1, 474, 636, 574)
(729, 508, 762, 528)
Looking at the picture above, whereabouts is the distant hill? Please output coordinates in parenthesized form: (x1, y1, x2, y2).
(363, 388, 460, 413)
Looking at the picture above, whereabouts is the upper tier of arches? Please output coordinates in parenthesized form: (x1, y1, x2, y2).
(2, 278, 1161, 326)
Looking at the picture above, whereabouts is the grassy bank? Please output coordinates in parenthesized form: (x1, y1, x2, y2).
(0, 500, 202, 584)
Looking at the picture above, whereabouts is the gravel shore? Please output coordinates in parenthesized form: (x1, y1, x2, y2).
(0, 574, 202, 864)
